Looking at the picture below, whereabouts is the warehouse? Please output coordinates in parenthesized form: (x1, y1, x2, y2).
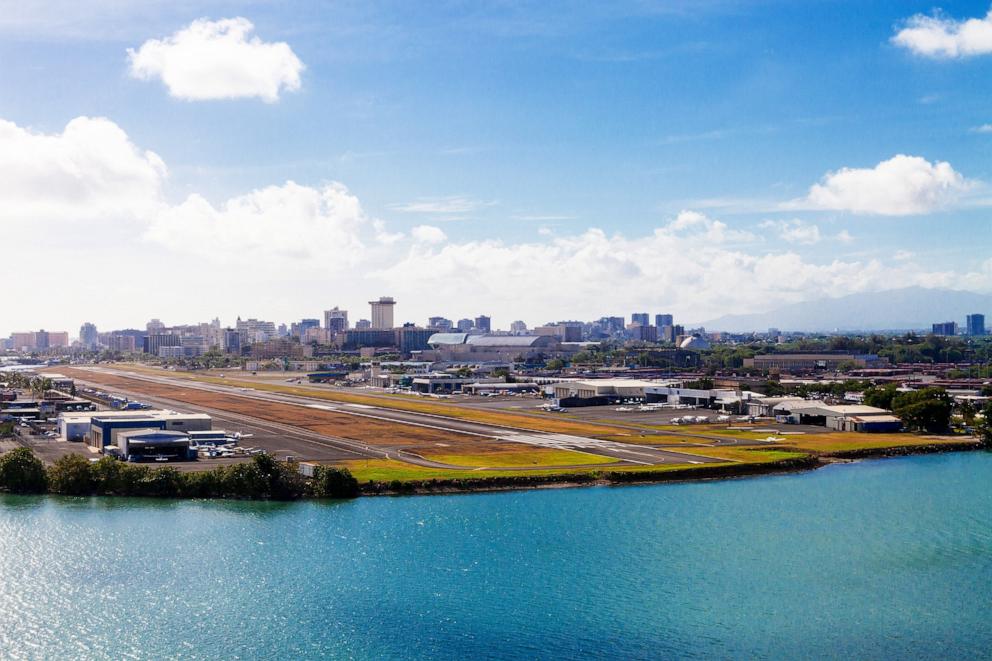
(782, 404, 901, 432)
(58, 410, 211, 444)
(114, 429, 194, 462)
(552, 379, 658, 406)
(423, 333, 560, 362)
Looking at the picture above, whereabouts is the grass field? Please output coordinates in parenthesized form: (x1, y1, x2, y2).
(420, 448, 619, 468)
(343, 445, 805, 483)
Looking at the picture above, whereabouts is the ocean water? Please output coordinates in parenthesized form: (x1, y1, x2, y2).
(1, 452, 991, 660)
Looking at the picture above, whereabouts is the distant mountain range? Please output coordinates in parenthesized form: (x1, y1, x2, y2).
(700, 287, 992, 332)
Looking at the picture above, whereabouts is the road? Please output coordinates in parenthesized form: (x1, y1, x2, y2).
(71, 367, 726, 468)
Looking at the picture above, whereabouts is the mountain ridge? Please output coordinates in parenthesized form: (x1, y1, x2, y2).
(698, 287, 992, 332)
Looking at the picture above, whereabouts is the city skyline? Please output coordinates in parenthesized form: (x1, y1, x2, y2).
(2, 1, 992, 330)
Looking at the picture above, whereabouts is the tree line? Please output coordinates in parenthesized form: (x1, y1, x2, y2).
(0, 450, 359, 500)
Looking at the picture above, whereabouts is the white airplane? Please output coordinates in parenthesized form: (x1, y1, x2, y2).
(232, 432, 254, 440)
(615, 406, 633, 412)
(717, 415, 731, 422)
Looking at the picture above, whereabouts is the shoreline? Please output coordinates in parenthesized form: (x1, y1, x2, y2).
(360, 441, 983, 496)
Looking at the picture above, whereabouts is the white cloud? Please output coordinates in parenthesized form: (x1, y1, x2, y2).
(0, 116, 166, 227)
(760, 219, 821, 245)
(797, 154, 970, 215)
(836, 230, 854, 243)
(410, 225, 447, 244)
(893, 9, 992, 58)
(893, 250, 916, 261)
(128, 17, 304, 102)
(389, 196, 485, 214)
(147, 181, 372, 267)
(972, 124, 992, 134)
(664, 210, 757, 242)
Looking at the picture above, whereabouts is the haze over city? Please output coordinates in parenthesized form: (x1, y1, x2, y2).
(3, 0, 992, 334)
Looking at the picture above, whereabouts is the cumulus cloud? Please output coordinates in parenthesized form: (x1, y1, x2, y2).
(0, 116, 166, 226)
(797, 154, 970, 215)
(972, 124, 992, 134)
(760, 219, 821, 245)
(147, 181, 375, 267)
(663, 210, 757, 242)
(410, 225, 447, 244)
(892, 9, 992, 58)
(128, 17, 304, 102)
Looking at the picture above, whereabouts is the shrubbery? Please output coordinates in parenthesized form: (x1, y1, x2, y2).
(0, 448, 47, 494)
(0, 450, 359, 500)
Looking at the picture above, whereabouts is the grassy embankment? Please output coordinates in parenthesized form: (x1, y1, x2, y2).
(344, 446, 807, 483)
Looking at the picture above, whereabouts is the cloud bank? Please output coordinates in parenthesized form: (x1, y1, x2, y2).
(1, 116, 989, 328)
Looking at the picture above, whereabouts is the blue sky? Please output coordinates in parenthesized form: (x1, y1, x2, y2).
(1, 0, 990, 333)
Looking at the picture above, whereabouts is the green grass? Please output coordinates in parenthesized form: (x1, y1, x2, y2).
(342, 445, 803, 483)
(422, 448, 618, 468)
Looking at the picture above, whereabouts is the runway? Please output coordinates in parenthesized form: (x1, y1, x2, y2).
(68, 367, 726, 468)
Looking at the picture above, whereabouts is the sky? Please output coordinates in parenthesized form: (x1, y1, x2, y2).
(1, 0, 991, 336)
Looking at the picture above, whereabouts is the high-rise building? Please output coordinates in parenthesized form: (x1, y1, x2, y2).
(146, 319, 166, 334)
(932, 321, 957, 336)
(79, 323, 99, 349)
(236, 318, 277, 344)
(107, 334, 137, 353)
(474, 315, 492, 332)
(324, 307, 349, 332)
(369, 297, 396, 329)
(510, 320, 528, 334)
(222, 329, 241, 354)
(655, 314, 673, 328)
(291, 319, 320, 338)
(631, 313, 650, 326)
(456, 318, 474, 332)
(146, 333, 181, 355)
(966, 313, 986, 336)
(428, 317, 453, 331)
(355, 319, 372, 330)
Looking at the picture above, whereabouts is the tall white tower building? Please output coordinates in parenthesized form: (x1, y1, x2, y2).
(369, 297, 396, 329)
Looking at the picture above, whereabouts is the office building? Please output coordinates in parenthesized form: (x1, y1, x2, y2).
(145, 333, 181, 355)
(655, 314, 673, 328)
(966, 313, 986, 336)
(510, 320, 528, 333)
(369, 296, 396, 329)
(932, 321, 957, 336)
(474, 316, 492, 332)
(236, 318, 277, 344)
(107, 334, 137, 353)
(291, 319, 320, 338)
(324, 307, 349, 332)
(631, 313, 650, 326)
(457, 318, 474, 332)
(428, 317, 453, 331)
(79, 323, 99, 350)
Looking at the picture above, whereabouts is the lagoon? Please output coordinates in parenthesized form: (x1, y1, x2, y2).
(1, 452, 991, 659)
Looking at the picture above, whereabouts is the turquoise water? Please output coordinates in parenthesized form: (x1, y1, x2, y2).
(1, 453, 991, 659)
